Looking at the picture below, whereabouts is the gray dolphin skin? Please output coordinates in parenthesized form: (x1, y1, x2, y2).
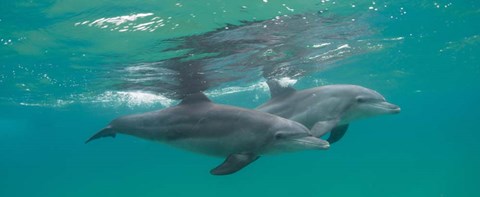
(86, 92, 329, 175)
(256, 80, 401, 144)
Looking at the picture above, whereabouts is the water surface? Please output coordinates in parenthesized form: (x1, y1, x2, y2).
(1, 0, 479, 196)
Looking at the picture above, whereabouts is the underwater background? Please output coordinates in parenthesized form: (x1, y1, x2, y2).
(1, 0, 479, 196)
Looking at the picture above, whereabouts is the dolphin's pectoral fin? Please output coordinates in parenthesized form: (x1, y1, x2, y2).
(210, 153, 259, 175)
(85, 127, 116, 144)
(327, 124, 349, 144)
(311, 119, 340, 138)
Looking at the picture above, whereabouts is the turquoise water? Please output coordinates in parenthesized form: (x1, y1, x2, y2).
(1, 0, 479, 196)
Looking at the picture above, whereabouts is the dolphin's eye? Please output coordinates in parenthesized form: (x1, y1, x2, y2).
(275, 133, 286, 139)
(356, 97, 366, 103)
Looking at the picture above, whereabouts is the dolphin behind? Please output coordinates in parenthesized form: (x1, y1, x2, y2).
(86, 92, 329, 175)
(257, 79, 400, 144)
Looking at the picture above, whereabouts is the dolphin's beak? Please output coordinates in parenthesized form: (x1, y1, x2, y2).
(378, 101, 401, 114)
(292, 136, 330, 150)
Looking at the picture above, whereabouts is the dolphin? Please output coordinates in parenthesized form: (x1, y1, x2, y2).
(256, 80, 401, 144)
(86, 92, 329, 175)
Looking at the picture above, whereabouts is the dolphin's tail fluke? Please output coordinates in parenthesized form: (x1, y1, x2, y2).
(85, 127, 116, 144)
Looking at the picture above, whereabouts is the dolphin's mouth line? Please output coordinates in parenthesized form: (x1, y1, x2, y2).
(290, 138, 329, 148)
(369, 102, 401, 112)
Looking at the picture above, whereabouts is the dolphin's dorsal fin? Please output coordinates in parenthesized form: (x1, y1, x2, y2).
(179, 92, 211, 105)
(267, 79, 296, 98)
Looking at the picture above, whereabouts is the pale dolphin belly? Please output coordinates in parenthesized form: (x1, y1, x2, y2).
(167, 134, 262, 157)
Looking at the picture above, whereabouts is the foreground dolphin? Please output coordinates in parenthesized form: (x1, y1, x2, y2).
(256, 80, 401, 144)
(86, 92, 329, 175)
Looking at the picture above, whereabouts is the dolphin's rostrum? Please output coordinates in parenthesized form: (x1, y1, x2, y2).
(86, 92, 329, 175)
